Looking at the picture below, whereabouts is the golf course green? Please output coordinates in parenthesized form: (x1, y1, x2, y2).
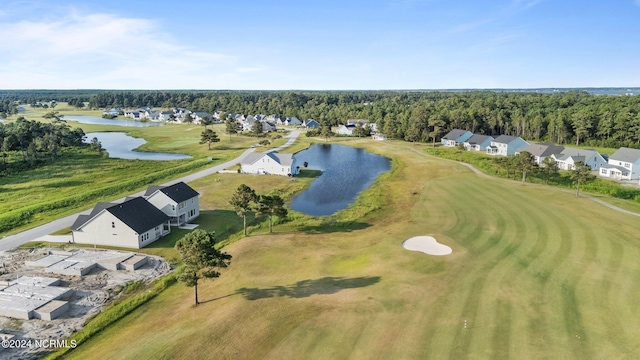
(49, 139, 640, 359)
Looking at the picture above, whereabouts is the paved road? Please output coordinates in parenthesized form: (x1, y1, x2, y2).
(0, 130, 300, 252)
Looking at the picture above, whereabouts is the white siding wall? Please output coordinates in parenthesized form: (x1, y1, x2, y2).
(73, 212, 142, 249)
(242, 156, 294, 176)
(608, 158, 640, 180)
(147, 192, 200, 225)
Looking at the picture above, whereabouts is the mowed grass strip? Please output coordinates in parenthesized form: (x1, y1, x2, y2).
(59, 140, 640, 360)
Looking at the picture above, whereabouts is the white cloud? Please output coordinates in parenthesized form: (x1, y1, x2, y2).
(510, 0, 543, 12)
(0, 9, 236, 89)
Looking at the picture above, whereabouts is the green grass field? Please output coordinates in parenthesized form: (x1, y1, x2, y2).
(54, 139, 640, 359)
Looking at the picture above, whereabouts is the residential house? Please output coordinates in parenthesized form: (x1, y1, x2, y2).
(599, 147, 640, 180)
(347, 119, 369, 126)
(159, 111, 174, 121)
(441, 129, 473, 147)
(463, 134, 494, 151)
(71, 197, 171, 249)
(550, 148, 606, 170)
(124, 111, 141, 120)
(336, 124, 356, 135)
(304, 119, 320, 129)
(372, 133, 387, 141)
(241, 151, 300, 176)
(515, 143, 565, 164)
(260, 120, 277, 132)
(284, 117, 302, 126)
(16, 106, 26, 112)
(144, 181, 200, 227)
(192, 111, 212, 124)
(103, 108, 122, 116)
(241, 116, 257, 131)
(486, 135, 529, 156)
(148, 111, 162, 121)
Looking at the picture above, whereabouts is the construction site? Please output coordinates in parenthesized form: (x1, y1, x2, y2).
(0, 247, 171, 360)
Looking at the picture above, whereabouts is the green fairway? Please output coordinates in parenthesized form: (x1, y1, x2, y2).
(49, 139, 640, 359)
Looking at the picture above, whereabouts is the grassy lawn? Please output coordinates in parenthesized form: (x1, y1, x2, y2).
(57, 139, 640, 359)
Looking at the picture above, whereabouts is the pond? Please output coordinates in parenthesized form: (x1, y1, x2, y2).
(290, 144, 391, 216)
(65, 115, 164, 127)
(85, 132, 191, 160)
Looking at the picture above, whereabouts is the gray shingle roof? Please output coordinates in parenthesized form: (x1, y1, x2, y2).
(609, 147, 640, 163)
(465, 134, 493, 145)
(492, 135, 520, 144)
(517, 143, 564, 157)
(553, 148, 600, 161)
(442, 129, 470, 140)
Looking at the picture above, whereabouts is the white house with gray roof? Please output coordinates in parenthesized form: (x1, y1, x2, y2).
(241, 151, 300, 176)
(515, 143, 565, 164)
(71, 197, 171, 249)
(441, 129, 473, 147)
(550, 148, 606, 171)
(144, 182, 200, 226)
(463, 134, 494, 151)
(599, 147, 640, 180)
(486, 135, 529, 156)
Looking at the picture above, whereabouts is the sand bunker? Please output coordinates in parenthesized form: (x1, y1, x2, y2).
(403, 236, 452, 256)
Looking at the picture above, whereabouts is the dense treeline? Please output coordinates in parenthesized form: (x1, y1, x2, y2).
(0, 117, 86, 173)
(4, 90, 640, 148)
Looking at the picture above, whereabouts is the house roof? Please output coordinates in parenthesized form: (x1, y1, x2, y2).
(106, 197, 170, 233)
(553, 148, 600, 162)
(517, 143, 564, 157)
(492, 135, 522, 144)
(465, 134, 493, 145)
(144, 182, 199, 203)
(602, 163, 629, 172)
(442, 129, 470, 140)
(609, 147, 640, 163)
(241, 152, 295, 167)
(72, 197, 169, 233)
(71, 215, 92, 231)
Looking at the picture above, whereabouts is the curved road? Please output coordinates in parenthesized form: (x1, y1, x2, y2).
(0, 130, 300, 252)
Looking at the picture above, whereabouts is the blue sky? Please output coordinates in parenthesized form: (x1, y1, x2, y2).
(1, 0, 639, 90)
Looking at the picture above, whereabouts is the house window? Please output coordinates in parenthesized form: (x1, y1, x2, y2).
(179, 202, 186, 209)
(624, 163, 630, 168)
(111, 222, 115, 228)
(601, 169, 607, 175)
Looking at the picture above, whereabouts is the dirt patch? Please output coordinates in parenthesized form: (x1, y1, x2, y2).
(0, 248, 171, 360)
